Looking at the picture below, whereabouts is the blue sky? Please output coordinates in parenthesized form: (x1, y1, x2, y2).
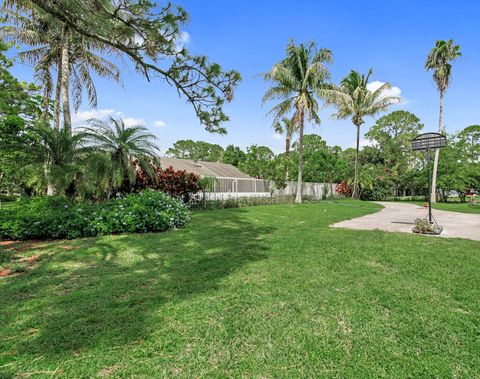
(9, 0, 480, 154)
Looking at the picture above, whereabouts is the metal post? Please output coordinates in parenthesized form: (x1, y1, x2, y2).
(426, 149, 432, 223)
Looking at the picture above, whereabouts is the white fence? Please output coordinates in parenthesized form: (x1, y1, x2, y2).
(203, 177, 337, 200)
(276, 181, 337, 199)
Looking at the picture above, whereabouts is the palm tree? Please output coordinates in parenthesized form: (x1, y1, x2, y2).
(6, 124, 93, 197)
(82, 117, 160, 195)
(274, 117, 296, 160)
(263, 40, 333, 203)
(323, 69, 400, 198)
(273, 116, 297, 181)
(425, 39, 461, 203)
(2, 11, 121, 131)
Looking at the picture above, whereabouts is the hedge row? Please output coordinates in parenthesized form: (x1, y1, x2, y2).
(0, 190, 190, 240)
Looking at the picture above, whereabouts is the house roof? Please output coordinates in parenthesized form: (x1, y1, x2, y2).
(159, 157, 253, 179)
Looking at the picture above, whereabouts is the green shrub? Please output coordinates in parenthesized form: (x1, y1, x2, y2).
(91, 191, 190, 235)
(0, 196, 96, 240)
(360, 188, 388, 201)
(190, 195, 307, 210)
(0, 194, 18, 202)
(0, 191, 189, 241)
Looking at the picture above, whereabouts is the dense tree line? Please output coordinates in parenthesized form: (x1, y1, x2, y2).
(165, 111, 479, 201)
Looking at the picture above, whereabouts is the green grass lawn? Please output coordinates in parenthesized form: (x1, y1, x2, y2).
(1, 201, 479, 378)
(388, 200, 480, 214)
(429, 201, 480, 214)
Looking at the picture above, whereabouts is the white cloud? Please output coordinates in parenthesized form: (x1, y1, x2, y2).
(72, 108, 121, 124)
(175, 31, 190, 51)
(359, 138, 376, 148)
(367, 80, 402, 100)
(154, 120, 167, 128)
(122, 117, 146, 127)
(272, 133, 283, 140)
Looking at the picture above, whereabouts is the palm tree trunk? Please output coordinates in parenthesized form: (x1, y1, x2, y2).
(60, 27, 72, 133)
(42, 87, 51, 126)
(285, 135, 290, 159)
(430, 91, 443, 203)
(352, 123, 361, 199)
(329, 171, 333, 197)
(53, 59, 63, 130)
(285, 134, 291, 181)
(295, 109, 304, 204)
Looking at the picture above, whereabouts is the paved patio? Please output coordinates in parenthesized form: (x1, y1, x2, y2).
(331, 202, 480, 241)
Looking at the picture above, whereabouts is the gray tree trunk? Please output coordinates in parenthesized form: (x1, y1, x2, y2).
(60, 27, 72, 133)
(430, 91, 443, 203)
(295, 110, 304, 204)
(285, 134, 291, 181)
(53, 57, 63, 130)
(352, 123, 361, 199)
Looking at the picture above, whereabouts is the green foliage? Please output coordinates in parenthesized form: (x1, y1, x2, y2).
(5, 0, 240, 132)
(425, 39, 462, 94)
(323, 69, 401, 198)
(0, 38, 43, 120)
(91, 191, 190, 236)
(263, 40, 333, 202)
(436, 130, 480, 202)
(0, 191, 189, 240)
(359, 187, 388, 201)
(239, 145, 275, 179)
(82, 117, 160, 196)
(0, 196, 96, 239)
(222, 144, 246, 166)
(166, 139, 225, 162)
(366, 110, 424, 167)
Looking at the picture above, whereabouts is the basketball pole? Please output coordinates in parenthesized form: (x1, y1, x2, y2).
(426, 148, 432, 223)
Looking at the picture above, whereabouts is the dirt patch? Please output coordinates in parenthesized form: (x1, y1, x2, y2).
(98, 365, 122, 377)
(0, 268, 13, 277)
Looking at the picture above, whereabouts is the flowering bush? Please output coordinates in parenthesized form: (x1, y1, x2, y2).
(336, 180, 352, 197)
(135, 164, 202, 203)
(0, 190, 189, 240)
(92, 191, 190, 235)
(157, 166, 202, 203)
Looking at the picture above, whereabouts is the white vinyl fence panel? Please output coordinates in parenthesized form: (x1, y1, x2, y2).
(203, 177, 337, 200)
(275, 181, 337, 199)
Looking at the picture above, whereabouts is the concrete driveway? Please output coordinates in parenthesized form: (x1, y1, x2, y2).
(331, 202, 480, 241)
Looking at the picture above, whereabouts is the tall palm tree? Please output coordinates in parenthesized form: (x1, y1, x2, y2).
(82, 117, 160, 195)
(5, 124, 93, 197)
(425, 39, 461, 203)
(323, 69, 400, 198)
(263, 40, 333, 203)
(2, 10, 121, 131)
(274, 117, 296, 160)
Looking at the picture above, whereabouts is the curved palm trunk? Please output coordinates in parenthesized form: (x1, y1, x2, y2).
(42, 87, 51, 126)
(285, 134, 291, 181)
(285, 135, 291, 159)
(53, 60, 63, 130)
(352, 123, 361, 199)
(295, 109, 304, 204)
(60, 27, 72, 133)
(430, 91, 443, 203)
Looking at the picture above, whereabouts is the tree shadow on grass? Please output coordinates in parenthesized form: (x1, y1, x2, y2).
(0, 208, 273, 366)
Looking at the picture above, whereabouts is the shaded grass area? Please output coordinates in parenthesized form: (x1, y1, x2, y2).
(1, 201, 479, 378)
(429, 201, 480, 214)
(387, 200, 480, 214)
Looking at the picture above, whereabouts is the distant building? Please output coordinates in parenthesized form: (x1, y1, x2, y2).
(159, 157, 268, 199)
(159, 157, 252, 179)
